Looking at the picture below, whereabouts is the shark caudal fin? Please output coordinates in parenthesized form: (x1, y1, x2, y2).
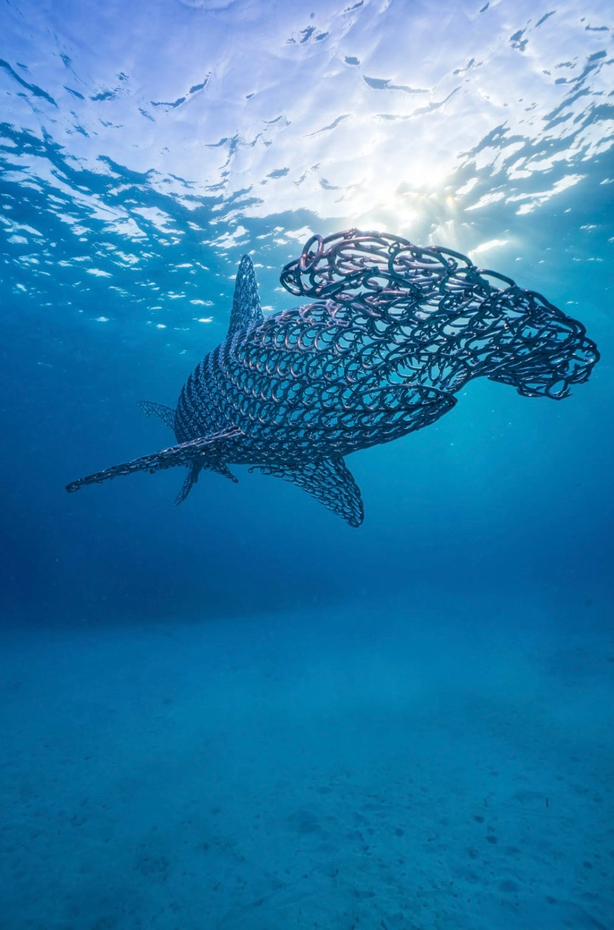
(66, 427, 243, 495)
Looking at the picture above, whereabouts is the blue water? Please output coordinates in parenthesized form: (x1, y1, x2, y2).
(1, 1, 613, 927)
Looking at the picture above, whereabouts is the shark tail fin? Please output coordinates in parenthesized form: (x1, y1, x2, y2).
(66, 428, 242, 495)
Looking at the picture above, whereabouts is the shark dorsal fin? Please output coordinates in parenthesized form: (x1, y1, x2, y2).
(137, 401, 176, 431)
(227, 255, 263, 339)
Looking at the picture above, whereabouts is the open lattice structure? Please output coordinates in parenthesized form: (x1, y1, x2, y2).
(67, 230, 600, 526)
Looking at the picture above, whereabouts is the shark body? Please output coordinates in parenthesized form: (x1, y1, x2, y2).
(66, 230, 599, 526)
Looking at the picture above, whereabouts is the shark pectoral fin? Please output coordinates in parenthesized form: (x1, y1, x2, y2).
(137, 401, 177, 431)
(66, 427, 242, 494)
(251, 457, 364, 528)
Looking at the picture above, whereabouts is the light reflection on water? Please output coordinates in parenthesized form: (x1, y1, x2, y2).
(1, 0, 612, 339)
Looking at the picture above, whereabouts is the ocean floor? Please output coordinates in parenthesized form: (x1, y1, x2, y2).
(1, 597, 613, 930)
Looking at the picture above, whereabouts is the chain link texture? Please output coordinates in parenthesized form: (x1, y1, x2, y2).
(67, 229, 599, 526)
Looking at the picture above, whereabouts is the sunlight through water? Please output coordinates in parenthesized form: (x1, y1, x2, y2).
(2, 0, 612, 341)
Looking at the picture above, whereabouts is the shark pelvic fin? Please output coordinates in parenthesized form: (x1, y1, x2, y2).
(175, 458, 239, 505)
(250, 457, 364, 527)
(175, 460, 202, 505)
(227, 255, 264, 339)
(66, 427, 243, 494)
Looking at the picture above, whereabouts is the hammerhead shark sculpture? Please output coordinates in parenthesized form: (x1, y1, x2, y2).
(66, 229, 599, 526)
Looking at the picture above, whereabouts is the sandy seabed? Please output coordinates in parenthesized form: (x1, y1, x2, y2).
(1, 597, 613, 930)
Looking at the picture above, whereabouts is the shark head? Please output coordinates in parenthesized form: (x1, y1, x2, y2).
(484, 290, 600, 399)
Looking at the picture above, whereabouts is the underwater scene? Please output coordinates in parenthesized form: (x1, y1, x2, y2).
(1, 0, 613, 927)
